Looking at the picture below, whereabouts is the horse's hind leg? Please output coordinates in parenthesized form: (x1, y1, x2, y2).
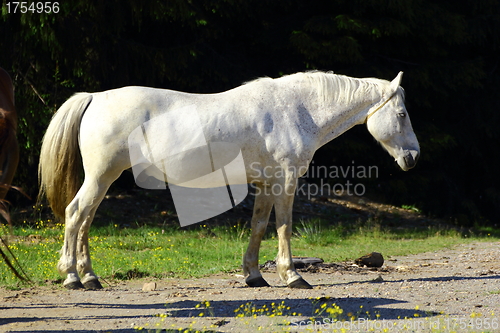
(58, 175, 115, 289)
(77, 204, 103, 289)
(243, 184, 273, 287)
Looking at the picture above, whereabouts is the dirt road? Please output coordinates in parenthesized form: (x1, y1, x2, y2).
(1, 241, 499, 332)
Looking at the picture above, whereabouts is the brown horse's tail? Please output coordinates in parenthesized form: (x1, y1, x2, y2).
(38, 93, 93, 219)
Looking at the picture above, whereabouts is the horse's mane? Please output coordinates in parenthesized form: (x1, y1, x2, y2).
(245, 71, 390, 106)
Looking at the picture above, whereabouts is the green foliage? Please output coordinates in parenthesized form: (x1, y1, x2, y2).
(294, 219, 324, 245)
(1, 0, 499, 223)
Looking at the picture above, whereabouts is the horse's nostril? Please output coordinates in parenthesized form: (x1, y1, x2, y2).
(404, 150, 419, 169)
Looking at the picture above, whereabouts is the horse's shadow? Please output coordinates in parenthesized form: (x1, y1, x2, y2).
(160, 273, 500, 320)
(160, 292, 437, 321)
(2, 294, 430, 319)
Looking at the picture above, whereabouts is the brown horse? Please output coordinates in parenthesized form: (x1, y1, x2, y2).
(0, 67, 29, 283)
(0, 67, 19, 205)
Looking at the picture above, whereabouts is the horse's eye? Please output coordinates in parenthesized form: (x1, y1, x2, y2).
(398, 112, 406, 117)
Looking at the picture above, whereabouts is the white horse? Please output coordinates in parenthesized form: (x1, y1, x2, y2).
(38, 71, 419, 290)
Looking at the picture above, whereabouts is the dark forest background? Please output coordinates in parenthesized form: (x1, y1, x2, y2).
(1, 0, 499, 226)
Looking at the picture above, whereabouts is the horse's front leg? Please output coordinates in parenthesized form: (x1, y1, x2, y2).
(243, 183, 273, 287)
(274, 174, 313, 289)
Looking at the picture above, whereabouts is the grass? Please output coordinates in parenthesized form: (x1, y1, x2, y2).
(286, 218, 493, 262)
(0, 214, 498, 288)
(0, 220, 252, 286)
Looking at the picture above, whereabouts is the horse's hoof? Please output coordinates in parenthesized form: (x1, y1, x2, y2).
(83, 279, 103, 290)
(246, 276, 270, 287)
(288, 278, 313, 289)
(64, 281, 85, 290)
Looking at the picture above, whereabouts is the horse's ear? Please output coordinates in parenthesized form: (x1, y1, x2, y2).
(389, 71, 403, 94)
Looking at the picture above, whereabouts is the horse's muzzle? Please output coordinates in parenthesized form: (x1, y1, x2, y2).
(403, 149, 419, 170)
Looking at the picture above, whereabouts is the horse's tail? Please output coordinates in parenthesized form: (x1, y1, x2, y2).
(38, 93, 93, 219)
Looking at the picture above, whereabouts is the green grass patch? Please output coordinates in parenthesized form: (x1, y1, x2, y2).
(285, 218, 491, 262)
(1, 217, 498, 288)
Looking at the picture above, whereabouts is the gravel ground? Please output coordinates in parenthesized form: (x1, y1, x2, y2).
(1, 241, 499, 333)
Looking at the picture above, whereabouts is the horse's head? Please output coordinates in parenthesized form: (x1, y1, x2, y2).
(366, 72, 420, 171)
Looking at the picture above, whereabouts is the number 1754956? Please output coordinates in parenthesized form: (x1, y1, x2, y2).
(5, 2, 59, 14)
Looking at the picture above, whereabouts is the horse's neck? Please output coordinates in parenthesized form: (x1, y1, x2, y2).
(299, 76, 383, 148)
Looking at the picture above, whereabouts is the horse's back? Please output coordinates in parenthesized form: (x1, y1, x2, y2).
(79, 84, 273, 143)
(77, 81, 307, 183)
